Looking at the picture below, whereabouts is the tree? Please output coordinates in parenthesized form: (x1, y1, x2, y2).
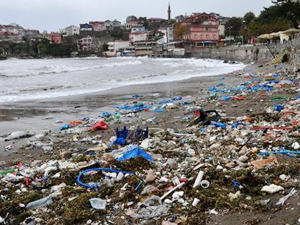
(243, 12, 255, 27)
(269, 0, 300, 27)
(138, 17, 149, 29)
(102, 43, 109, 52)
(173, 23, 187, 40)
(248, 0, 300, 36)
(225, 17, 243, 37)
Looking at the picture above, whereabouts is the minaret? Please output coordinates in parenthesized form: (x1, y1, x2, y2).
(168, 3, 171, 23)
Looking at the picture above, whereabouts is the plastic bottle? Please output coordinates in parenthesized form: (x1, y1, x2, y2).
(26, 196, 53, 210)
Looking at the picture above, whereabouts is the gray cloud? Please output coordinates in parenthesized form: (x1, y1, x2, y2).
(0, 0, 273, 32)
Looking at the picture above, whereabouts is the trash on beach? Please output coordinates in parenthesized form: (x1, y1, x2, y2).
(276, 188, 297, 206)
(4, 131, 35, 141)
(261, 184, 284, 194)
(116, 145, 154, 162)
(76, 168, 134, 189)
(251, 157, 279, 170)
(26, 196, 53, 210)
(89, 198, 107, 210)
(128, 195, 170, 219)
(88, 120, 108, 131)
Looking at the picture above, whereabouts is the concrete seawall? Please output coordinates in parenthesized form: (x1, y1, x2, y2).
(188, 39, 300, 67)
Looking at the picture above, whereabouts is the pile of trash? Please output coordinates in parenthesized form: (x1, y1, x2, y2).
(1, 66, 300, 224)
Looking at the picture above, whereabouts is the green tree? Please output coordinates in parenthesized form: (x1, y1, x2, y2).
(243, 12, 255, 27)
(138, 17, 149, 29)
(225, 17, 243, 37)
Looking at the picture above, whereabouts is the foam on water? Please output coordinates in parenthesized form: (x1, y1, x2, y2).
(0, 57, 245, 103)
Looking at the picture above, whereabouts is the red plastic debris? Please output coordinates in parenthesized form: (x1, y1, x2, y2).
(232, 96, 246, 100)
(251, 127, 292, 130)
(69, 120, 83, 127)
(88, 121, 108, 132)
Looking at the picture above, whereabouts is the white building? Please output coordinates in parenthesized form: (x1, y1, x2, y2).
(131, 24, 145, 33)
(112, 20, 121, 27)
(218, 24, 225, 37)
(158, 26, 174, 43)
(108, 40, 130, 51)
(61, 25, 80, 37)
(129, 32, 148, 43)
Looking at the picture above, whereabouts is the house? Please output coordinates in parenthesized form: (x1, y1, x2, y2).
(80, 23, 93, 31)
(158, 26, 174, 43)
(131, 24, 145, 33)
(175, 15, 185, 23)
(182, 13, 220, 47)
(125, 16, 139, 30)
(134, 41, 156, 56)
(148, 18, 166, 24)
(77, 36, 93, 51)
(60, 25, 80, 36)
(89, 21, 106, 32)
(129, 31, 148, 43)
(112, 20, 121, 28)
(104, 20, 112, 29)
(46, 32, 62, 44)
(107, 40, 130, 52)
(65, 25, 80, 36)
(125, 16, 141, 30)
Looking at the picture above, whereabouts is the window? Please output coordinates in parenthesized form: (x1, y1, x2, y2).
(206, 34, 210, 39)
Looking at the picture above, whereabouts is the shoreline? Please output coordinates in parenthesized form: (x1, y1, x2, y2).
(0, 63, 253, 160)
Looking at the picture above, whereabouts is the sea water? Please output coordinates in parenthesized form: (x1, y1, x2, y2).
(0, 57, 245, 103)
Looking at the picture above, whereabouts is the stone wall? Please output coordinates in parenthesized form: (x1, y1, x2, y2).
(188, 39, 300, 65)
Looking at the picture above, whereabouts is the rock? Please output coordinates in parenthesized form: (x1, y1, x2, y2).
(241, 130, 248, 136)
(59, 149, 72, 159)
(225, 161, 235, 168)
(151, 154, 163, 160)
(162, 221, 177, 225)
(216, 165, 223, 171)
(238, 162, 248, 168)
(210, 143, 221, 150)
(239, 146, 248, 155)
(261, 184, 284, 194)
(142, 185, 159, 195)
(228, 191, 241, 202)
(166, 158, 178, 169)
(238, 155, 249, 163)
(279, 174, 289, 182)
(146, 170, 156, 183)
(292, 142, 300, 150)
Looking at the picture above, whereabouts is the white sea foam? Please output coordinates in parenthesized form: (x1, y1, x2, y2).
(0, 57, 245, 103)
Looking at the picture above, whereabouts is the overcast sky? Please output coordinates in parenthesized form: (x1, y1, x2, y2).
(0, 0, 273, 32)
